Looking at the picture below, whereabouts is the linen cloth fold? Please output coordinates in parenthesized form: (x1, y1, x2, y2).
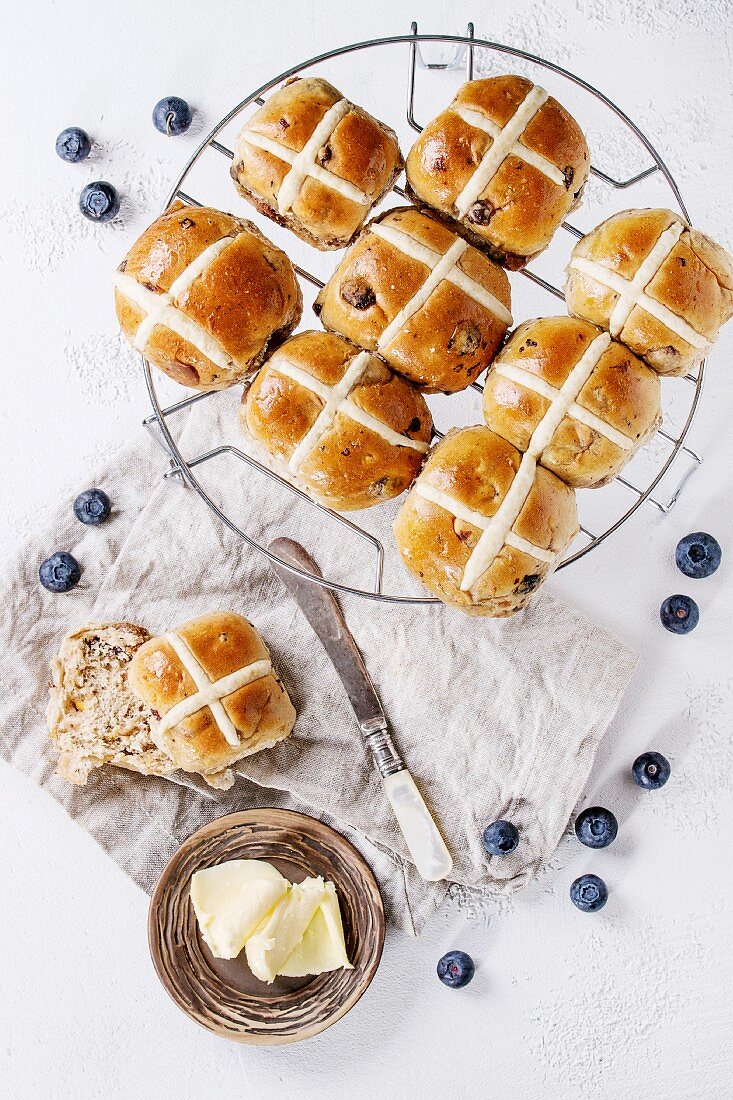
(0, 393, 638, 934)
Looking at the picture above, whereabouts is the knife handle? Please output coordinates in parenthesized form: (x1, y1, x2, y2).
(381, 769, 454, 883)
(364, 727, 453, 881)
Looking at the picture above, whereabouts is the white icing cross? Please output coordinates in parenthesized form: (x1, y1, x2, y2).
(158, 632, 272, 748)
(271, 351, 430, 472)
(415, 481, 555, 565)
(492, 363, 635, 452)
(568, 222, 709, 350)
(453, 85, 564, 219)
(370, 222, 512, 351)
(113, 235, 240, 370)
(243, 98, 371, 214)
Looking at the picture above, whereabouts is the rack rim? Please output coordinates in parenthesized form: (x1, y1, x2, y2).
(142, 26, 706, 605)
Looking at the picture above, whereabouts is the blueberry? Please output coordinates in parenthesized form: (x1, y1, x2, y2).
(39, 552, 81, 593)
(574, 806, 618, 849)
(73, 488, 111, 525)
(79, 181, 120, 222)
(675, 532, 721, 579)
(632, 751, 671, 790)
(437, 950, 475, 988)
(569, 873, 608, 913)
(660, 594, 699, 634)
(152, 96, 192, 136)
(55, 127, 91, 163)
(482, 819, 519, 856)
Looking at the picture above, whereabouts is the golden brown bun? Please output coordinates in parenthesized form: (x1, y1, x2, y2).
(231, 77, 403, 250)
(46, 622, 175, 786)
(405, 76, 589, 268)
(393, 426, 578, 616)
(243, 331, 432, 511)
(565, 208, 733, 375)
(129, 612, 295, 786)
(114, 205, 302, 391)
(483, 317, 661, 488)
(314, 207, 512, 393)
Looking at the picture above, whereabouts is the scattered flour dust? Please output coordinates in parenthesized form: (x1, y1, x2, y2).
(651, 677, 733, 835)
(525, 915, 709, 1089)
(575, 0, 731, 30)
(64, 331, 140, 406)
(475, 4, 573, 71)
(0, 139, 169, 273)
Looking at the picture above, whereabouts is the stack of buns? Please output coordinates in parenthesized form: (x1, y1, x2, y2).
(112, 72, 733, 618)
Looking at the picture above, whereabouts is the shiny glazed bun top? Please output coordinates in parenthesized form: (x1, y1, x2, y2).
(406, 75, 590, 267)
(393, 425, 578, 616)
(243, 330, 432, 512)
(483, 316, 661, 489)
(314, 206, 512, 394)
(231, 77, 403, 250)
(113, 204, 302, 391)
(565, 208, 733, 375)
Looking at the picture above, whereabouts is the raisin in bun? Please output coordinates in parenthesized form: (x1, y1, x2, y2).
(46, 622, 175, 787)
(314, 207, 512, 393)
(405, 75, 589, 268)
(231, 77, 403, 250)
(243, 331, 432, 511)
(565, 208, 733, 376)
(483, 317, 661, 489)
(113, 204, 302, 391)
(128, 612, 295, 790)
(393, 426, 578, 616)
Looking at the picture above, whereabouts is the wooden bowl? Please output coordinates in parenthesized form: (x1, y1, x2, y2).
(148, 808, 385, 1044)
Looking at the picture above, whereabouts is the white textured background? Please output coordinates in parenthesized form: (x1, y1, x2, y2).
(1, 2, 732, 1097)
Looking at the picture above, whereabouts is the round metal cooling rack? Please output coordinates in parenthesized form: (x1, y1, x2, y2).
(142, 22, 706, 605)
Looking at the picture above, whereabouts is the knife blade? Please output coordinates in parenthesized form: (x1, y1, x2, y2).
(268, 537, 453, 883)
(267, 539, 386, 736)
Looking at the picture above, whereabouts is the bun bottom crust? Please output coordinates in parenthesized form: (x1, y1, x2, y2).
(404, 182, 587, 271)
(232, 162, 403, 252)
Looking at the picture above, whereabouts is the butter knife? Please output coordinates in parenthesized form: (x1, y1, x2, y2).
(267, 538, 453, 883)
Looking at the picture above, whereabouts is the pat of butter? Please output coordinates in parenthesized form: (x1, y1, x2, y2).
(246, 876, 327, 984)
(278, 880, 353, 978)
(190, 859, 288, 960)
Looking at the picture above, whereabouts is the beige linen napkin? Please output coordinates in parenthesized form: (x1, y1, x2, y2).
(0, 393, 638, 934)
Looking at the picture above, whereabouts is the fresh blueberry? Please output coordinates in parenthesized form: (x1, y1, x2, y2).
(482, 819, 519, 856)
(632, 751, 671, 790)
(39, 552, 81, 593)
(437, 950, 475, 988)
(55, 127, 91, 163)
(73, 488, 111, 525)
(675, 532, 721, 579)
(570, 874, 608, 913)
(660, 594, 699, 634)
(574, 806, 618, 849)
(152, 96, 192, 136)
(79, 181, 120, 222)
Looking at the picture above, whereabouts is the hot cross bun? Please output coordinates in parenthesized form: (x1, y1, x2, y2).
(394, 426, 578, 616)
(314, 207, 512, 393)
(128, 612, 295, 788)
(565, 208, 733, 375)
(405, 75, 589, 268)
(483, 316, 661, 488)
(244, 331, 432, 512)
(113, 205, 302, 391)
(231, 77, 403, 249)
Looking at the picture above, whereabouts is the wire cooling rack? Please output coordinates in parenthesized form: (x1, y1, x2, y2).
(142, 23, 705, 604)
